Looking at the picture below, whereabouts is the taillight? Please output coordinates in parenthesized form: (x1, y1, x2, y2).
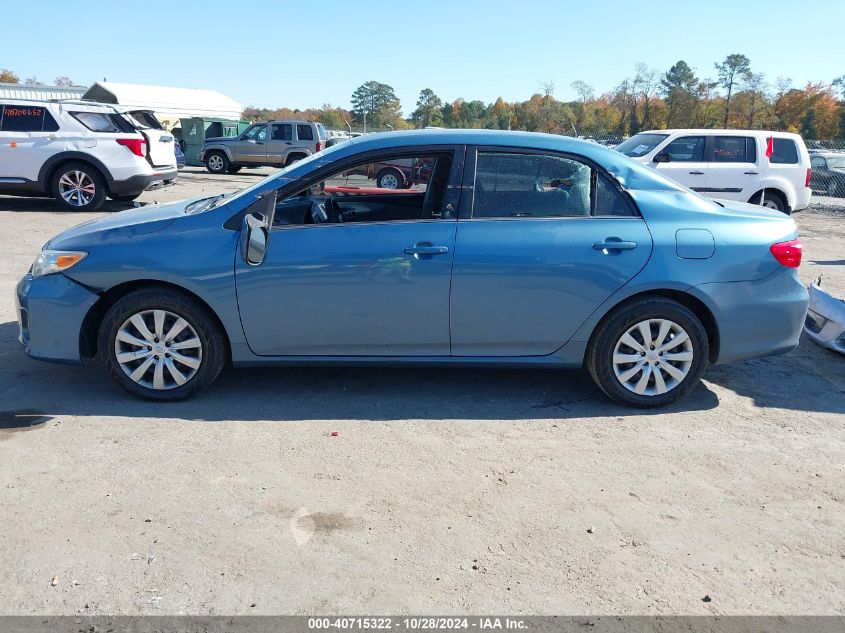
(116, 138, 147, 157)
(770, 239, 802, 268)
(315, 140, 322, 152)
(805, 168, 812, 188)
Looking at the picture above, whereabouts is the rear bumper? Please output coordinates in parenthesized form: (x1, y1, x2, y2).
(695, 269, 809, 364)
(804, 283, 845, 354)
(108, 167, 178, 195)
(16, 273, 100, 365)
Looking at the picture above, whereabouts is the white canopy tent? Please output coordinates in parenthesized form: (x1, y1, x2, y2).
(82, 81, 243, 129)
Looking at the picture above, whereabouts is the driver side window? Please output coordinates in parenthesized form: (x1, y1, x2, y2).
(272, 152, 454, 228)
(243, 125, 267, 142)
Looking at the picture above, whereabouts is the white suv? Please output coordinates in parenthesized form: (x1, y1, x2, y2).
(615, 129, 812, 214)
(0, 99, 178, 210)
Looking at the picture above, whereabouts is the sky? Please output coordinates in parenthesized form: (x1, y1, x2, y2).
(2, 0, 844, 113)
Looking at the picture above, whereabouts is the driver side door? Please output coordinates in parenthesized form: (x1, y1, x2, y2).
(234, 146, 464, 357)
(233, 124, 268, 164)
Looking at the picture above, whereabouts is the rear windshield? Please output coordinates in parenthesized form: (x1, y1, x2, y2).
(615, 133, 669, 157)
(125, 111, 164, 130)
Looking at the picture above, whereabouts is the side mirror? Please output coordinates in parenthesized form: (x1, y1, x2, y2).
(653, 153, 671, 164)
(241, 211, 269, 266)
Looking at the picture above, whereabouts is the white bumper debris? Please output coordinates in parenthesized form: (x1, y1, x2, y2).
(804, 281, 845, 355)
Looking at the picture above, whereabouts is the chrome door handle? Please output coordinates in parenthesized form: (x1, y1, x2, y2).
(689, 170, 705, 175)
(744, 170, 759, 175)
(285, 141, 292, 145)
(593, 238, 637, 252)
(404, 244, 449, 255)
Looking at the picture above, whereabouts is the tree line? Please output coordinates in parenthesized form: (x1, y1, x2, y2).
(245, 54, 845, 141)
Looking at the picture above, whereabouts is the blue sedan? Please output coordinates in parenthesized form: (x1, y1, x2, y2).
(15, 130, 808, 407)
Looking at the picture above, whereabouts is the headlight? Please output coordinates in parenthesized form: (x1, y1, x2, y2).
(31, 250, 87, 277)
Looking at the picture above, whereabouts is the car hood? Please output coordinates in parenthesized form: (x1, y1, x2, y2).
(204, 136, 235, 144)
(46, 197, 205, 250)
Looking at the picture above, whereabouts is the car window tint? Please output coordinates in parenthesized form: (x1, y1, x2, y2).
(273, 153, 450, 227)
(42, 110, 60, 132)
(473, 152, 592, 218)
(714, 136, 756, 162)
(271, 123, 292, 141)
(296, 124, 314, 141)
(595, 172, 635, 216)
(662, 136, 705, 162)
(243, 125, 266, 141)
(1, 105, 49, 132)
(72, 111, 120, 133)
(811, 156, 826, 169)
(771, 138, 799, 164)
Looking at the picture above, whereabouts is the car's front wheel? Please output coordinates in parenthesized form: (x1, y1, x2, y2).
(98, 288, 226, 401)
(586, 297, 709, 408)
(52, 162, 107, 211)
(205, 151, 229, 174)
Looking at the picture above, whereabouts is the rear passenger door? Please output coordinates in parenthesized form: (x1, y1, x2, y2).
(295, 123, 314, 154)
(653, 135, 709, 192)
(0, 104, 63, 182)
(449, 148, 653, 356)
(705, 135, 758, 202)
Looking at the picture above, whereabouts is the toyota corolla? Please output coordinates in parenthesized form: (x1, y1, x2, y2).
(16, 130, 808, 407)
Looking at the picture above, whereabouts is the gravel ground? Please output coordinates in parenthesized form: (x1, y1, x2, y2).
(0, 171, 843, 615)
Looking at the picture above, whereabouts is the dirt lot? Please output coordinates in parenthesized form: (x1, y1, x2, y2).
(0, 169, 843, 615)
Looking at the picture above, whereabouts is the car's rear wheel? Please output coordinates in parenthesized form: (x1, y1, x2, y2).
(587, 297, 709, 408)
(205, 151, 229, 174)
(285, 153, 306, 167)
(376, 167, 404, 189)
(98, 288, 226, 401)
(755, 190, 788, 214)
(52, 162, 106, 211)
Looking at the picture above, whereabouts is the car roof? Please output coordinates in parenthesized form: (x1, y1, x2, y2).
(636, 128, 804, 139)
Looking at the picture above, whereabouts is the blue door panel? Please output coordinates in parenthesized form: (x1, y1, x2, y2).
(450, 218, 652, 356)
(235, 221, 456, 356)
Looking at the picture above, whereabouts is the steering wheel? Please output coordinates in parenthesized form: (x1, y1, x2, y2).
(307, 198, 343, 224)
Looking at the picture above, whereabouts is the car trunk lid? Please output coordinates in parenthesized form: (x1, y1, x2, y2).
(125, 110, 177, 169)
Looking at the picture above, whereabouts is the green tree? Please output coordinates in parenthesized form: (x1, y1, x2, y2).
(661, 60, 698, 127)
(799, 108, 818, 140)
(350, 81, 401, 130)
(411, 88, 444, 127)
(715, 53, 751, 127)
(0, 68, 19, 83)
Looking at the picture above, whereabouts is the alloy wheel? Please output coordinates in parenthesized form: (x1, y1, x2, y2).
(58, 171, 96, 207)
(612, 318, 694, 396)
(114, 309, 203, 390)
(208, 154, 225, 171)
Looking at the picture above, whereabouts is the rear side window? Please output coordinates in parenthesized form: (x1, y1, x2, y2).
(662, 136, 705, 162)
(0, 105, 56, 132)
(316, 123, 327, 140)
(271, 123, 292, 141)
(811, 156, 827, 169)
(714, 136, 756, 162)
(771, 138, 799, 164)
(473, 152, 634, 219)
(296, 124, 314, 141)
(72, 111, 120, 133)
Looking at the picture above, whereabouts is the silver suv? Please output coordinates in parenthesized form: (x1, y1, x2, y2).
(199, 120, 327, 174)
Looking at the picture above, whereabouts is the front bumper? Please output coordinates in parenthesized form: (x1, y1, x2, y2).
(16, 273, 100, 365)
(109, 167, 178, 196)
(804, 282, 845, 354)
(695, 268, 809, 364)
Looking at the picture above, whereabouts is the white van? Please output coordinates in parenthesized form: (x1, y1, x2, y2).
(615, 129, 812, 213)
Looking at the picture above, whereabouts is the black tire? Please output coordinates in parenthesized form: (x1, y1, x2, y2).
(586, 297, 709, 408)
(226, 165, 242, 174)
(751, 190, 788, 214)
(376, 167, 405, 189)
(285, 153, 306, 167)
(97, 287, 227, 401)
(205, 151, 229, 174)
(109, 192, 142, 202)
(51, 162, 107, 211)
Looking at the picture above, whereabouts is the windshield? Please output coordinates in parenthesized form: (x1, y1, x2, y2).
(827, 156, 845, 169)
(615, 133, 669, 157)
